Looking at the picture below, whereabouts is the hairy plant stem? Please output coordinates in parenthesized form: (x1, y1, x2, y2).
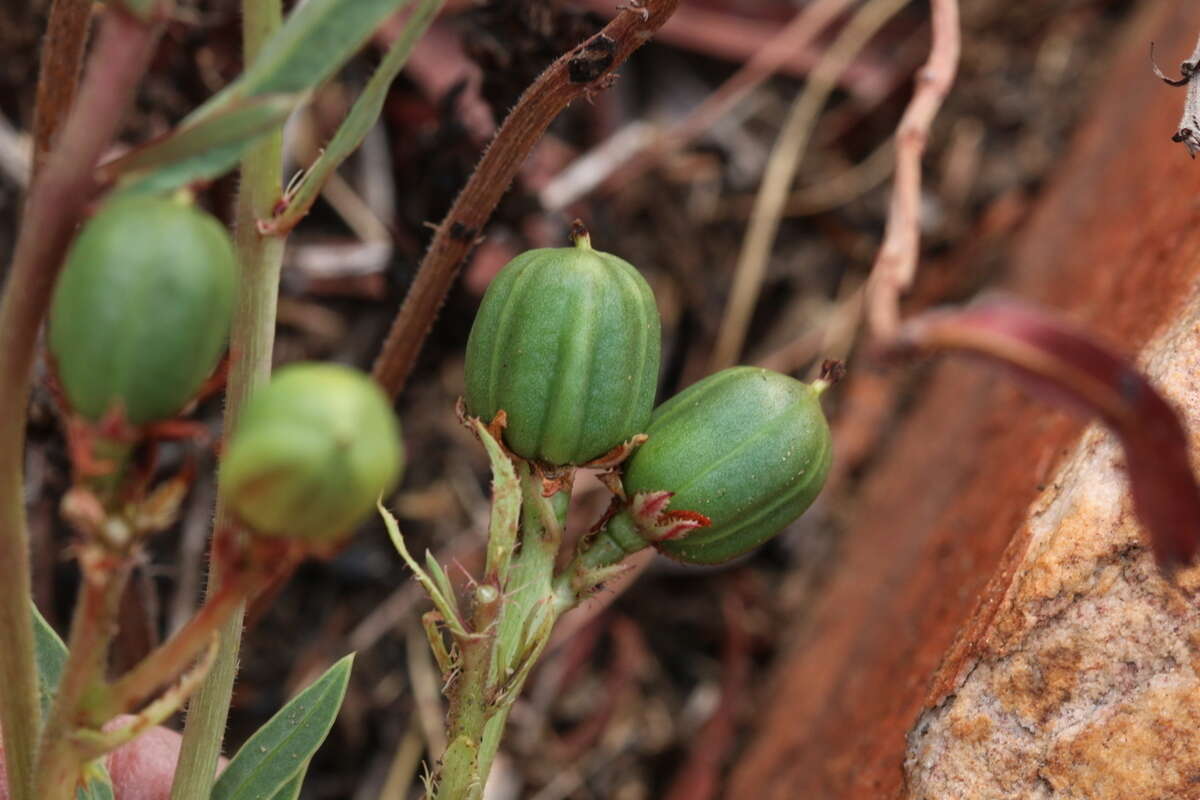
(169, 1, 285, 797)
(435, 468, 571, 800)
(32, 0, 93, 175)
(371, 0, 681, 398)
(0, 10, 160, 800)
(34, 554, 133, 800)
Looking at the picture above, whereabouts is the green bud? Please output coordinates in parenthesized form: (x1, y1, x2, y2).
(49, 195, 236, 425)
(464, 229, 661, 465)
(221, 363, 404, 542)
(612, 366, 832, 564)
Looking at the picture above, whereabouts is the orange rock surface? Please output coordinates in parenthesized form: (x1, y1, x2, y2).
(730, 4, 1200, 798)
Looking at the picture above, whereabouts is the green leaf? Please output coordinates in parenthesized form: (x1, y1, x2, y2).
(32, 606, 116, 800)
(196, 0, 415, 121)
(78, 766, 115, 800)
(472, 419, 520, 587)
(424, 550, 459, 620)
(104, 94, 301, 195)
(380, 500, 470, 638)
(107, 0, 416, 196)
(211, 655, 354, 800)
(263, 0, 442, 233)
(32, 603, 67, 718)
(266, 763, 306, 800)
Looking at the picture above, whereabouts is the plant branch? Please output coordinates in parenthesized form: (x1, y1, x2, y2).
(578, 0, 855, 210)
(33, 553, 133, 800)
(32, 0, 93, 175)
(169, 1, 286, 797)
(106, 567, 258, 717)
(371, 0, 682, 399)
(0, 10, 161, 800)
(864, 0, 960, 340)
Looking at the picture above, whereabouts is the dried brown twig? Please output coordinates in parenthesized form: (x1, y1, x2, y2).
(371, 0, 681, 399)
(864, 0, 960, 340)
(710, 0, 910, 372)
(543, 0, 855, 211)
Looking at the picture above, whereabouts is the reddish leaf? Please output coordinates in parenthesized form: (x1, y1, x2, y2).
(896, 296, 1200, 574)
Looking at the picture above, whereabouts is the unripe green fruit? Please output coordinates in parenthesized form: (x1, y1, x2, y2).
(221, 363, 404, 542)
(49, 195, 236, 425)
(617, 366, 832, 564)
(463, 232, 661, 465)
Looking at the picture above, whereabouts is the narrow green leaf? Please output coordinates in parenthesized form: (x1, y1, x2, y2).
(266, 763, 306, 800)
(196, 0, 415, 121)
(78, 767, 115, 800)
(107, 0, 416, 196)
(210, 654, 354, 800)
(264, 0, 442, 233)
(472, 420, 520, 587)
(379, 500, 470, 638)
(103, 94, 301, 194)
(33, 606, 116, 800)
(424, 550, 459, 619)
(32, 603, 66, 718)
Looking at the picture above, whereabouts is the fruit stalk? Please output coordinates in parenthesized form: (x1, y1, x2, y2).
(169, 0, 286, 795)
(0, 10, 161, 799)
(34, 554, 133, 800)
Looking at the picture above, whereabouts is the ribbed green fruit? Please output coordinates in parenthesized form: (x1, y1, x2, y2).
(620, 366, 832, 564)
(49, 195, 236, 425)
(221, 363, 404, 542)
(463, 234, 661, 465)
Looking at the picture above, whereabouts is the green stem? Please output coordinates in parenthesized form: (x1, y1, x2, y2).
(435, 468, 570, 799)
(34, 557, 132, 800)
(169, 1, 285, 797)
(0, 11, 160, 800)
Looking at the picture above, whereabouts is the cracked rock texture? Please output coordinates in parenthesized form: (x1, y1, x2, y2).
(906, 300, 1200, 799)
(730, 3, 1200, 798)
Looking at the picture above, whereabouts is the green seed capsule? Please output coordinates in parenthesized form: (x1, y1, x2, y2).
(221, 363, 404, 542)
(49, 195, 236, 425)
(463, 231, 661, 465)
(617, 366, 832, 564)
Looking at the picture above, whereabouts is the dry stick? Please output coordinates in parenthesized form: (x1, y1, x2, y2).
(864, 0, 961, 340)
(0, 11, 161, 800)
(716, 137, 895, 221)
(32, 0, 93, 176)
(547, 0, 855, 211)
(371, 0, 682, 399)
(710, 0, 912, 372)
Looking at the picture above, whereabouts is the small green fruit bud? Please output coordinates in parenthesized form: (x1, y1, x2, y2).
(221, 363, 404, 542)
(615, 366, 832, 564)
(49, 195, 236, 425)
(464, 230, 661, 465)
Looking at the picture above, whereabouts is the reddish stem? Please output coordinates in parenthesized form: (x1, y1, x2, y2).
(32, 0, 94, 175)
(0, 10, 162, 799)
(371, 0, 681, 398)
